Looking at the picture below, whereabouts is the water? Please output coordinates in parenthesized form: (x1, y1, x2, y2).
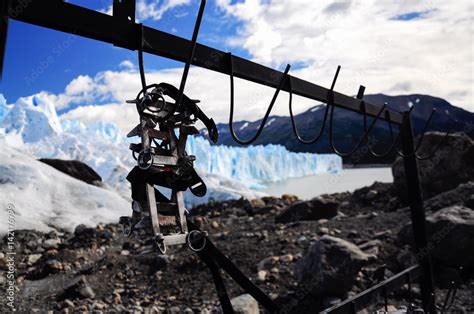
(263, 167, 393, 200)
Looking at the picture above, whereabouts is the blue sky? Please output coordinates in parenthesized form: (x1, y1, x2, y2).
(1, 0, 251, 102)
(0, 0, 472, 130)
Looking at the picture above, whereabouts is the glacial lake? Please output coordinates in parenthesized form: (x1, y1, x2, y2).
(262, 167, 393, 200)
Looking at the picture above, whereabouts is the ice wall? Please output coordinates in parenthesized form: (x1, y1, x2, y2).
(187, 136, 342, 189)
(0, 93, 342, 206)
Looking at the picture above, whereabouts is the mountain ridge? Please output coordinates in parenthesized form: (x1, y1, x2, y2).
(205, 94, 474, 164)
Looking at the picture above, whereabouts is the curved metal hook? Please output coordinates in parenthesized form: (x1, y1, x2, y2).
(362, 101, 401, 158)
(415, 119, 457, 160)
(394, 108, 458, 160)
(228, 52, 291, 145)
(138, 23, 147, 90)
(288, 75, 330, 144)
(327, 66, 388, 157)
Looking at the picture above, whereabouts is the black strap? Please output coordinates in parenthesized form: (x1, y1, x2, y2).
(197, 248, 234, 313)
(188, 222, 281, 313)
(158, 83, 218, 143)
(205, 240, 281, 313)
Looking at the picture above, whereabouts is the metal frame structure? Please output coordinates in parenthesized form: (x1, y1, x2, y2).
(322, 265, 420, 314)
(1, 1, 458, 313)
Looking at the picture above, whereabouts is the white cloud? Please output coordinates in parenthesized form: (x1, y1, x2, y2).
(137, 0, 192, 21)
(65, 75, 95, 95)
(57, 66, 306, 131)
(23, 0, 474, 132)
(61, 103, 138, 132)
(100, 0, 192, 22)
(216, 0, 474, 111)
(119, 60, 135, 70)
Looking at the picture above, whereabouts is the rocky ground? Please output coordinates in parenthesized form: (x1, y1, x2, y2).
(0, 132, 473, 313)
(1, 181, 473, 313)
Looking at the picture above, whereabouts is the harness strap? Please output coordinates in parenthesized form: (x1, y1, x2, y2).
(188, 221, 281, 313)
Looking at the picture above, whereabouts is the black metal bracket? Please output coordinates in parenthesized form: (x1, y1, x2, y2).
(1, 1, 457, 312)
(322, 265, 420, 314)
(113, 0, 136, 23)
(0, 0, 10, 80)
(0, 0, 402, 124)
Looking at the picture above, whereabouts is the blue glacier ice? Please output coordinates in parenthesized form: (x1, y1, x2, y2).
(0, 94, 11, 123)
(187, 136, 341, 189)
(0, 93, 342, 206)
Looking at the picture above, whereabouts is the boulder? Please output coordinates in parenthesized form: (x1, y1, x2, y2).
(295, 235, 371, 296)
(424, 181, 474, 212)
(60, 275, 96, 300)
(281, 194, 299, 204)
(250, 198, 266, 208)
(43, 238, 61, 250)
(230, 294, 259, 314)
(392, 132, 474, 200)
(39, 158, 102, 186)
(275, 197, 338, 223)
(398, 206, 474, 267)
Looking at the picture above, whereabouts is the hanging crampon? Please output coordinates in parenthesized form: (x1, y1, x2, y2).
(119, 0, 213, 254)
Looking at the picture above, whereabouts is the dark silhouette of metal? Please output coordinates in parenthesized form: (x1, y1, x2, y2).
(228, 52, 291, 145)
(288, 71, 331, 144)
(0, 1, 461, 312)
(327, 66, 388, 157)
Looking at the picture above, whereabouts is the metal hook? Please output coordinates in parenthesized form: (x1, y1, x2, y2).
(288, 75, 330, 144)
(406, 272, 414, 310)
(382, 285, 388, 312)
(361, 97, 401, 158)
(440, 281, 457, 312)
(228, 52, 291, 145)
(138, 23, 147, 90)
(394, 108, 458, 160)
(327, 66, 387, 157)
(173, 0, 206, 113)
(357, 85, 401, 157)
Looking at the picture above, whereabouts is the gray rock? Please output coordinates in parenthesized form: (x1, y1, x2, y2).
(399, 205, 474, 267)
(168, 306, 181, 314)
(464, 194, 474, 210)
(425, 181, 474, 212)
(364, 190, 378, 201)
(230, 294, 259, 314)
(396, 245, 418, 269)
(27, 254, 42, 266)
(257, 256, 278, 271)
(295, 235, 371, 296)
(392, 132, 474, 199)
(275, 197, 339, 223)
(358, 240, 382, 257)
(62, 275, 96, 299)
(39, 158, 102, 186)
(43, 238, 61, 249)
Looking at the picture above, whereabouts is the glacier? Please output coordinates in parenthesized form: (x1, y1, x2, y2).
(0, 142, 130, 234)
(0, 93, 342, 209)
(188, 137, 341, 189)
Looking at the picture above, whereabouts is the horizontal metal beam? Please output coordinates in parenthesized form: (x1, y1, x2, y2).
(321, 265, 420, 314)
(4, 0, 403, 124)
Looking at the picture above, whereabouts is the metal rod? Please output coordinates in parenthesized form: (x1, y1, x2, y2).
(0, 0, 9, 81)
(321, 265, 420, 314)
(1, 0, 403, 124)
(399, 111, 436, 313)
(175, 0, 206, 110)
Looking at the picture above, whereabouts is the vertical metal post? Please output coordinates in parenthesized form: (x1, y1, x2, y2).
(400, 111, 436, 313)
(0, 0, 9, 80)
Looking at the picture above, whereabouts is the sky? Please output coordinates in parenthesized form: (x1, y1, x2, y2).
(0, 0, 472, 132)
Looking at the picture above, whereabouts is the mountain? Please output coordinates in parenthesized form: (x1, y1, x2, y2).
(208, 94, 474, 164)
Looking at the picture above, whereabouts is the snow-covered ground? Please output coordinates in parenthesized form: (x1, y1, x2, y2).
(0, 142, 130, 233)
